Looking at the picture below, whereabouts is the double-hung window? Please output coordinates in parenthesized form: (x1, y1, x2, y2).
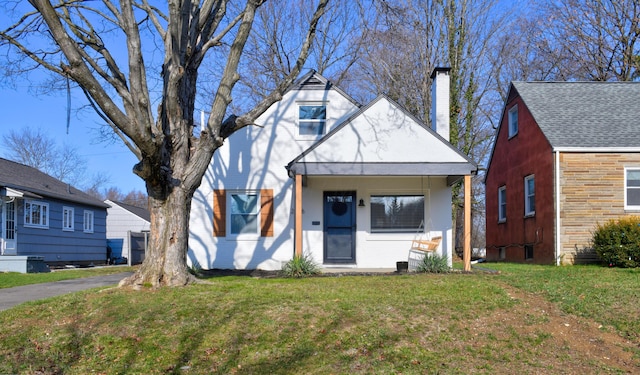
(63, 206, 74, 231)
(524, 175, 535, 216)
(298, 104, 326, 137)
(213, 189, 274, 238)
(508, 105, 518, 138)
(83, 210, 94, 233)
(24, 200, 49, 228)
(370, 195, 424, 233)
(625, 168, 640, 209)
(498, 186, 507, 222)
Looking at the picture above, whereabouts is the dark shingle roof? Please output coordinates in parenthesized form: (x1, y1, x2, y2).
(512, 81, 640, 148)
(0, 157, 108, 208)
(108, 200, 150, 222)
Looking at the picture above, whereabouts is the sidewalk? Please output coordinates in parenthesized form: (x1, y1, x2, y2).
(0, 272, 133, 312)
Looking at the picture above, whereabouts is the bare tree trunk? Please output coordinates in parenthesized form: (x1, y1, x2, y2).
(120, 189, 194, 288)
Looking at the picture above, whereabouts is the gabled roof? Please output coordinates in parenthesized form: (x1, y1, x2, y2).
(511, 81, 640, 149)
(105, 199, 150, 222)
(287, 94, 477, 183)
(288, 70, 361, 107)
(0, 157, 108, 208)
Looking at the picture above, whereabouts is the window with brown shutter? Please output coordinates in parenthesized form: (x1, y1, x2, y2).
(213, 189, 274, 237)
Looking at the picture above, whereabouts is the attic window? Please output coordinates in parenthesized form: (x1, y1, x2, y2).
(508, 105, 518, 138)
(298, 104, 326, 136)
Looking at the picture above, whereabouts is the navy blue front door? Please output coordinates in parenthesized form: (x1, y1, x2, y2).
(323, 191, 356, 264)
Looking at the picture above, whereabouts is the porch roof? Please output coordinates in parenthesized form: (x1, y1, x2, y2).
(286, 95, 477, 184)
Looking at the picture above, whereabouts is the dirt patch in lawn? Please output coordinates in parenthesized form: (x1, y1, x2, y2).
(470, 282, 639, 373)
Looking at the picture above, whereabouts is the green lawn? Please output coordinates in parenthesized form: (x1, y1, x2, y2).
(0, 266, 133, 289)
(0, 264, 639, 374)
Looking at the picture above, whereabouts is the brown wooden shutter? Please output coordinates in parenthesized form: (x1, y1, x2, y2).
(260, 189, 274, 237)
(213, 189, 226, 237)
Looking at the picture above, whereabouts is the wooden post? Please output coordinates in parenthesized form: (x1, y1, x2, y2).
(464, 174, 472, 272)
(295, 173, 303, 257)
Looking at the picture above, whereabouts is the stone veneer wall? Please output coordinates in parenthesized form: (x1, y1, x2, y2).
(559, 153, 640, 264)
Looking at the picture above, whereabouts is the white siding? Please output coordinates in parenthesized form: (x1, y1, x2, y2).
(105, 200, 150, 259)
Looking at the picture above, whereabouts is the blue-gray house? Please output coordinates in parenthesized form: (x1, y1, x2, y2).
(0, 157, 108, 271)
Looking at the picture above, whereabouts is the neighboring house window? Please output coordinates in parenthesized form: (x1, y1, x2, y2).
(62, 206, 74, 231)
(83, 210, 94, 233)
(524, 175, 535, 216)
(524, 244, 534, 260)
(624, 168, 640, 209)
(24, 200, 49, 228)
(499, 246, 506, 260)
(508, 105, 518, 137)
(213, 189, 274, 238)
(298, 104, 326, 136)
(370, 195, 424, 233)
(498, 186, 507, 222)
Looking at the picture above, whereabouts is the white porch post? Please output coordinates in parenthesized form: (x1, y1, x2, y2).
(295, 173, 303, 257)
(464, 175, 471, 272)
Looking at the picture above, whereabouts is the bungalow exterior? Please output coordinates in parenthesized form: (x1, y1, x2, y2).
(188, 68, 476, 271)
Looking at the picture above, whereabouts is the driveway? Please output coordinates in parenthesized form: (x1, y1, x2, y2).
(0, 272, 133, 311)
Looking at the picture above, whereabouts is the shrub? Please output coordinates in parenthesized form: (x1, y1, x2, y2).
(281, 254, 320, 278)
(592, 216, 640, 267)
(416, 253, 450, 273)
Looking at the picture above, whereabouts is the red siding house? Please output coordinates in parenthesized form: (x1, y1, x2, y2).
(485, 82, 640, 265)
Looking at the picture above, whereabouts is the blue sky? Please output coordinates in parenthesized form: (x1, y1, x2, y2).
(0, 85, 146, 193)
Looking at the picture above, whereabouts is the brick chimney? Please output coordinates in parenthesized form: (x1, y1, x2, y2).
(430, 67, 451, 142)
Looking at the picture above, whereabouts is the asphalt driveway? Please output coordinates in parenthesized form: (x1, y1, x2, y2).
(0, 272, 133, 311)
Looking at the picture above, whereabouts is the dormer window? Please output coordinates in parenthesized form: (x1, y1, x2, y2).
(508, 105, 518, 138)
(298, 104, 326, 136)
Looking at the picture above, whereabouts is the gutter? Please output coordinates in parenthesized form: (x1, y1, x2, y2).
(555, 150, 561, 266)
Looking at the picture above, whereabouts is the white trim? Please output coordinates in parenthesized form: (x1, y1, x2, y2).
(498, 185, 507, 222)
(62, 206, 74, 231)
(624, 167, 640, 210)
(24, 200, 49, 229)
(524, 174, 535, 217)
(226, 190, 261, 240)
(83, 210, 94, 233)
(508, 105, 518, 138)
(553, 147, 640, 153)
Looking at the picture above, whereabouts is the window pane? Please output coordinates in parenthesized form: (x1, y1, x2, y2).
(371, 195, 424, 232)
(627, 188, 640, 206)
(299, 106, 326, 120)
(230, 194, 258, 214)
(627, 170, 640, 186)
(299, 121, 325, 135)
(231, 214, 257, 234)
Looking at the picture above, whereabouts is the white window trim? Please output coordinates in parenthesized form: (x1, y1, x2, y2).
(83, 210, 94, 233)
(296, 101, 328, 141)
(24, 200, 49, 229)
(508, 105, 518, 138)
(624, 167, 640, 210)
(498, 186, 507, 222)
(524, 174, 535, 217)
(62, 206, 74, 231)
(226, 190, 261, 240)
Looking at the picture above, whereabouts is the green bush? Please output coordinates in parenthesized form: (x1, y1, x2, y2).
(281, 254, 320, 278)
(416, 253, 450, 273)
(592, 216, 640, 267)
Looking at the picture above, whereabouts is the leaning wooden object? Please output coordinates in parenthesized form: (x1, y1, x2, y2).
(410, 236, 442, 252)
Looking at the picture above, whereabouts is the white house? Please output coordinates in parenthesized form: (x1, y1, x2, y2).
(105, 199, 150, 264)
(188, 68, 477, 271)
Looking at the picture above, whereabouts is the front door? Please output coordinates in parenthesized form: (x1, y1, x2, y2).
(2, 199, 17, 255)
(323, 191, 356, 264)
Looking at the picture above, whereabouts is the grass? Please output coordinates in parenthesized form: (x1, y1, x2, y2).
(0, 264, 639, 374)
(490, 263, 640, 341)
(0, 266, 133, 289)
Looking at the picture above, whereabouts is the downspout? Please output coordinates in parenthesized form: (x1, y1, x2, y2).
(555, 150, 561, 265)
